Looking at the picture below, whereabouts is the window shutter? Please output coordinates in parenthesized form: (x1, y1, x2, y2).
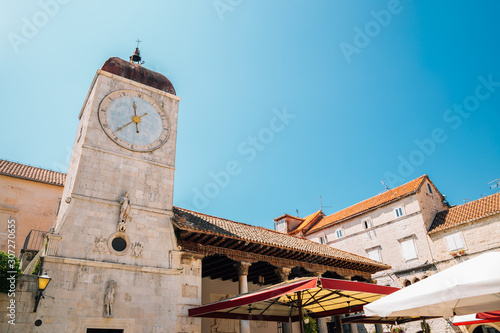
(402, 239, 417, 260)
(447, 232, 465, 251)
(368, 249, 381, 262)
(455, 233, 465, 249)
(446, 235, 457, 251)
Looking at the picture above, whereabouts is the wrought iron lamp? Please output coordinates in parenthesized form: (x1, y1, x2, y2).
(33, 271, 51, 312)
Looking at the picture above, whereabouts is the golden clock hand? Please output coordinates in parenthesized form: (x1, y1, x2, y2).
(133, 101, 137, 117)
(115, 120, 134, 132)
(136, 122, 139, 134)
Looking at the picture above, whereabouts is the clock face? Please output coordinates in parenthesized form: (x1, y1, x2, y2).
(98, 90, 170, 152)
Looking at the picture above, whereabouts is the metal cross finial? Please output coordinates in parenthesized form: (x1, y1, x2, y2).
(135, 39, 142, 47)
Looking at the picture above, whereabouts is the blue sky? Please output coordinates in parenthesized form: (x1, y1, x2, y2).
(2, 1, 500, 227)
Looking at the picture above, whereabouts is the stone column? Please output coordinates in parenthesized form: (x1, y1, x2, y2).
(276, 267, 293, 333)
(236, 262, 252, 333)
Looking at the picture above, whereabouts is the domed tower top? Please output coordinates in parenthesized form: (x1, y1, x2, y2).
(100, 42, 176, 95)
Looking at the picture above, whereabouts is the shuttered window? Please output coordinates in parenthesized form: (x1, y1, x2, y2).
(401, 239, 417, 260)
(446, 232, 466, 251)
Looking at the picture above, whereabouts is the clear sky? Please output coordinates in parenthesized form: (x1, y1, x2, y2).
(2, 1, 500, 228)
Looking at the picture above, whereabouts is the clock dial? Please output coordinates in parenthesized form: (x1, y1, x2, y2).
(98, 90, 170, 152)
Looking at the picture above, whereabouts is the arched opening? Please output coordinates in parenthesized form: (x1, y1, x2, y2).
(472, 325, 500, 333)
(403, 280, 411, 287)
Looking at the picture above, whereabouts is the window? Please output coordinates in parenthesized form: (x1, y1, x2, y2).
(55, 198, 62, 216)
(361, 217, 372, 229)
(367, 248, 381, 262)
(427, 183, 433, 194)
(335, 228, 344, 239)
(276, 220, 286, 232)
(401, 238, 418, 261)
(319, 235, 327, 244)
(395, 206, 405, 218)
(446, 232, 466, 251)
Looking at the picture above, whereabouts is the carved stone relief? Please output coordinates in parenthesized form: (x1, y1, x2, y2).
(93, 236, 108, 254)
(131, 242, 144, 258)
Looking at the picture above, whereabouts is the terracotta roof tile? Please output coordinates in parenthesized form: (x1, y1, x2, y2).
(429, 192, 500, 234)
(172, 206, 389, 271)
(290, 210, 323, 235)
(307, 175, 428, 234)
(0, 159, 66, 187)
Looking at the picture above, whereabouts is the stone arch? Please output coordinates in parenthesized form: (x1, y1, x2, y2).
(469, 323, 500, 333)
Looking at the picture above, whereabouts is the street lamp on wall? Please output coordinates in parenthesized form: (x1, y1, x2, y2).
(33, 271, 52, 312)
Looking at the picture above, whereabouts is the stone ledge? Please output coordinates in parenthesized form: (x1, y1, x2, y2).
(82, 144, 176, 171)
(43, 256, 183, 275)
(70, 193, 174, 216)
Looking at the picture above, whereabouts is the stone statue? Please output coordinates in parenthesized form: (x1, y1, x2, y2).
(119, 192, 131, 222)
(118, 192, 131, 232)
(104, 280, 117, 317)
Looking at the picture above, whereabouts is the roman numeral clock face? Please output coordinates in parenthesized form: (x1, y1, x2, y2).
(98, 90, 170, 152)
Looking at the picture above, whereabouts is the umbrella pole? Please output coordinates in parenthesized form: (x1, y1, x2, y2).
(298, 291, 305, 333)
(422, 318, 428, 333)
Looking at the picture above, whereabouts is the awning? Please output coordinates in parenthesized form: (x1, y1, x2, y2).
(342, 315, 439, 325)
(189, 277, 399, 322)
(365, 252, 500, 318)
(453, 311, 500, 326)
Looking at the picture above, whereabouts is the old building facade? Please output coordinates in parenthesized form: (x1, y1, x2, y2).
(278, 175, 500, 332)
(0, 55, 389, 333)
(0, 160, 65, 259)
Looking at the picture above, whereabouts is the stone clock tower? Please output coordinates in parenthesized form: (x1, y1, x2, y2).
(32, 54, 201, 332)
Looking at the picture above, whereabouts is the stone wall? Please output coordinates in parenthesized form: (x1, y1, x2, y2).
(0, 253, 201, 333)
(0, 175, 63, 258)
(430, 213, 500, 267)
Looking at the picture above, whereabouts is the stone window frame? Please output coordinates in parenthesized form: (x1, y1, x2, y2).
(365, 246, 382, 262)
(276, 219, 287, 232)
(107, 232, 131, 256)
(445, 231, 467, 252)
(319, 233, 327, 245)
(335, 227, 344, 239)
(394, 205, 405, 218)
(77, 318, 134, 332)
(361, 216, 373, 229)
(398, 235, 418, 261)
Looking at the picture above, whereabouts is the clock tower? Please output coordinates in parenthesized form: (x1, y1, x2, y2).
(36, 53, 201, 332)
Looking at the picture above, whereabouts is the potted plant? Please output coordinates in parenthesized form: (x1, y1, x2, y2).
(391, 326, 405, 333)
(303, 316, 317, 333)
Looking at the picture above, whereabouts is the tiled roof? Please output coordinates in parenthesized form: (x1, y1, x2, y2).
(307, 175, 428, 234)
(429, 192, 500, 234)
(172, 206, 389, 270)
(290, 210, 323, 235)
(0, 159, 66, 187)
